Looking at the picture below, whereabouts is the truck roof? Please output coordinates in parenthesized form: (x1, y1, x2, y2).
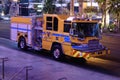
(43, 14, 98, 23)
(43, 14, 69, 20)
(11, 15, 43, 24)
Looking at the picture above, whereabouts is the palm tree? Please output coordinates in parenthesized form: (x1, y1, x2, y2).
(84, 6, 98, 18)
(108, 0, 120, 29)
(3, 0, 11, 15)
(43, 0, 56, 14)
(96, 0, 108, 29)
(77, 0, 84, 16)
(84, 0, 98, 19)
(57, 0, 65, 14)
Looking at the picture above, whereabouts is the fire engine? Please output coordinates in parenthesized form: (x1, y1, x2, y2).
(10, 0, 110, 61)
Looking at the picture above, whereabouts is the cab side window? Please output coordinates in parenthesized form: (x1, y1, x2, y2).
(46, 17, 58, 31)
(53, 17, 58, 31)
(46, 17, 52, 30)
(64, 21, 71, 33)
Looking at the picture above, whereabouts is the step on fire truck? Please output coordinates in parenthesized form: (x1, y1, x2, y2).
(10, 0, 110, 61)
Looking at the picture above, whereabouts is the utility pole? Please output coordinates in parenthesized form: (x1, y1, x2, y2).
(77, 0, 84, 17)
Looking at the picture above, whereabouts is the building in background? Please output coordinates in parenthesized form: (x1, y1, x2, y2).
(2, 0, 99, 16)
(7, 0, 44, 16)
(19, 0, 44, 16)
(0, 0, 2, 15)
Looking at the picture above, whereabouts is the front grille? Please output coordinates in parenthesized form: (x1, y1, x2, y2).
(88, 39, 100, 49)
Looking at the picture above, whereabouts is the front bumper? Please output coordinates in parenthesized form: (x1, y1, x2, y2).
(89, 48, 110, 57)
(72, 46, 110, 59)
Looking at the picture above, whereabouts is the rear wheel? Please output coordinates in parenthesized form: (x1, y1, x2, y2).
(18, 37, 27, 50)
(52, 45, 63, 60)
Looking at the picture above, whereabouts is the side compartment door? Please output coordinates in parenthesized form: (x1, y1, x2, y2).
(31, 17, 43, 49)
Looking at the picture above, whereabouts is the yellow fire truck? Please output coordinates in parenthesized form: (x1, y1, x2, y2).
(10, 14, 110, 60)
(10, 0, 110, 61)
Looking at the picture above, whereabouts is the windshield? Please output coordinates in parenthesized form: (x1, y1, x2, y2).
(71, 22, 100, 38)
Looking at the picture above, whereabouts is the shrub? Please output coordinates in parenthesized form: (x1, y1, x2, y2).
(108, 23, 115, 32)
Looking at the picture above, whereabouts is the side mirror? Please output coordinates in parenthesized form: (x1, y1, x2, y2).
(69, 28, 74, 36)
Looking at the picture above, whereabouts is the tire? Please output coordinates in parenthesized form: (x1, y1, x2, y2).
(18, 37, 27, 50)
(79, 58, 87, 64)
(52, 45, 63, 60)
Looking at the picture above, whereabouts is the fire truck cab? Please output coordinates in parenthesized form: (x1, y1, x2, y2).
(43, 14, 110, 59)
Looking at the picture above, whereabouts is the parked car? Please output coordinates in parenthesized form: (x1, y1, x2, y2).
(1, 15, 10, 21)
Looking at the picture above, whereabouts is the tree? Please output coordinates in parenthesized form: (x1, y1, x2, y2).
(57, 0, 65, 14)
(67, 2, 70, 11)
(58, 0, 65, 7)
(77, 0, 84, 16)
(3, 0, 11, 15)
(107, 0, 120, 29)
(96, 0, 109, 30)
(84, 6, 98, 18)
(96, 0, 106, 12)
(43, 0, 56, 14)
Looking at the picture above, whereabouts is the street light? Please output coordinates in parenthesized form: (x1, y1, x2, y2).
(1, 11, 4, 16)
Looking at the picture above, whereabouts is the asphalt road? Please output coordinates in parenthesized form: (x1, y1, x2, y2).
(100, 35, 120, 62)
(0, 20, 120, 62)
(0, 21, 10, 39)
(0, 20, 120, 80)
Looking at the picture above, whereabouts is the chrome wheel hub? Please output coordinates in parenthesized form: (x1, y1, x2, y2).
(20, 40, 25, 48)
(53, 49, 60, 59)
